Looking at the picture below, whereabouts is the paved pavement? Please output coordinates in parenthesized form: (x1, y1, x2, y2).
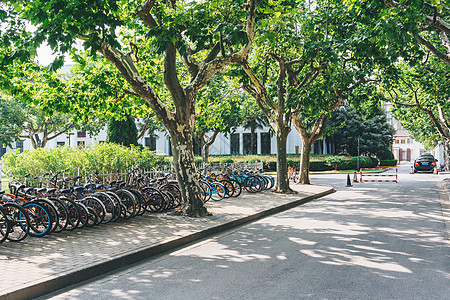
(0, 184, 333, 300)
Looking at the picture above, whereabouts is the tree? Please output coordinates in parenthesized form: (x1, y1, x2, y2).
(327, 106, 395, 158)
(106, 115, 139, 147)
(242, 1, 384, 186)
(0, 96, 75, 148)
(195, 75, 242, 166)
(379, 0, 450, 66)
(1, 0, 257, 217)
(384, 59, 450, 168)
(347, 1, 450, 168)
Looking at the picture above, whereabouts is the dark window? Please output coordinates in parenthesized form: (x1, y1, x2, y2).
(16, 141, 23, 153)
(77, 141, 85, 147)
(57, 141, 65, 146)
(77, 131, 86, 138)
(0, 144, 6, 158)
(260, 132, 271, 155)
(144, 135, 157, 151)
(243, 133, 257, 155)
(230, 133, 240, 155)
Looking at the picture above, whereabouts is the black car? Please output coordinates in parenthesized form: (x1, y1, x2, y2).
(414, 154, 437, 173)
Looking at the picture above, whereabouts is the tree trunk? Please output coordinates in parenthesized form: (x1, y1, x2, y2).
(170, 130, 208, 217)
(202, 143, 209, 168)
(443, 139, 450, 171)
(299, 139, 312, 184)
(275, 130, 293, 193)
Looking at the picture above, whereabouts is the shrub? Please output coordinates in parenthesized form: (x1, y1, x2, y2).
(377, 147, 395, 160)
(309, 161, 334, 171)
(325, 157, 346, 170)
(380, 159, 397, 166)
(349, 156, 378, 169)
(220, 157, 234, 164)
(2, 143, 163, 178)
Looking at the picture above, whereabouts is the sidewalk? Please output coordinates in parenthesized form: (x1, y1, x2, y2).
(0, 184, 333, 300)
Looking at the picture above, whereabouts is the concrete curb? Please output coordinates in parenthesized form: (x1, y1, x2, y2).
(437, 179, 450, 241)
(2, 187, 334, 300)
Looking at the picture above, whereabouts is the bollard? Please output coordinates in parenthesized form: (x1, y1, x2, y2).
(346, 174, 353, 187)
(353, 171, 358, 183)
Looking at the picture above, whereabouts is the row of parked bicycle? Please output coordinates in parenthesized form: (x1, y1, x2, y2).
(0, 168, 274, 244)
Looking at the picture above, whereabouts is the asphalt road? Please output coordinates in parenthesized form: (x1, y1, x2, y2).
(41, 164, 450, 300)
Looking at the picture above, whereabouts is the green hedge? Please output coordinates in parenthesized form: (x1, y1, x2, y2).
(263, 156, 378, 172)
(2, 143, 166, 177)
(379, 159, 397, 166)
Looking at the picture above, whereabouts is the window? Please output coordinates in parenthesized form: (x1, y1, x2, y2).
(77, 141, 85, 147)
(400, 139, 405, 144)
(57, 141, 65, 146)
(260, 132, 271, 155)
(16, 141, 23, 153)
(243, 133, 257, 155)
(0, 144, 6, 158)
(77, 131, 86, 138)
(395, 139, 400, 144)
(144, 135, 157, 151)
(230, 133, 240, 155)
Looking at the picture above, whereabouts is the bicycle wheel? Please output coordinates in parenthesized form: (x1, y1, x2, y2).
(82, 196, 106, 224)
(115, 189, 136, 219)
(104, 191, 122, 222)
(219, 180, 234, 198)
(264, 175, 275, 190)
(244, 176, 262, 193)
(48, 197, 69, 233)
(23, 202, 52, 237)
(2, 202, 30, 242)
(200, 180, 212, 203)
(85, 207, 98, 227)
(75, 202, 89, 229)
(160, 184, 182, 208)
(93, 192, 115, 223)
(33, 199, 59, 234)
(229, 179, 242, 197)
(142, 187, 164, 212)
(129, 189, 146, 216)
(59, 197, 80, 231)
(0, 205, 10, 243)
(210, 182, 225, 201)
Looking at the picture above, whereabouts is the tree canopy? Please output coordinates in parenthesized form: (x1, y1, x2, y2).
(327, 106, 395, 158)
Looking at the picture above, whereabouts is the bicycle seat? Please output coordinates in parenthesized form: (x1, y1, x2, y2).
(59, 189, 71, 194)
(35, 187, 47, 194)
(0, 190, 5, 195)
(46, 188, 57, 194)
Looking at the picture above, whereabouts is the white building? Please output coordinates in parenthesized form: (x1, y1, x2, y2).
(0, 124, 332, 157)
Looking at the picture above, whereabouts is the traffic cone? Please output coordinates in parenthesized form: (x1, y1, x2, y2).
(434, 166, 438, 174)
(346, 174, 353, 187)
(410, 166, 414, 174)
(353, 171, 358, 183)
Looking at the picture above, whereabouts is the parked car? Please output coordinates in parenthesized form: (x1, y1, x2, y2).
(414, 154, 437, 173)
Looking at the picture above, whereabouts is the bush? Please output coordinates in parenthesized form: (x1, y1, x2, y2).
(2, 143, 163, 177)
(349, 156, 378, 169)
(325, 157, 346, 170)
(220, 157, 234, 164)
(380, 159, 397, 166)
(377, 147, 395, 160)
(309, 161, 334, 171)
